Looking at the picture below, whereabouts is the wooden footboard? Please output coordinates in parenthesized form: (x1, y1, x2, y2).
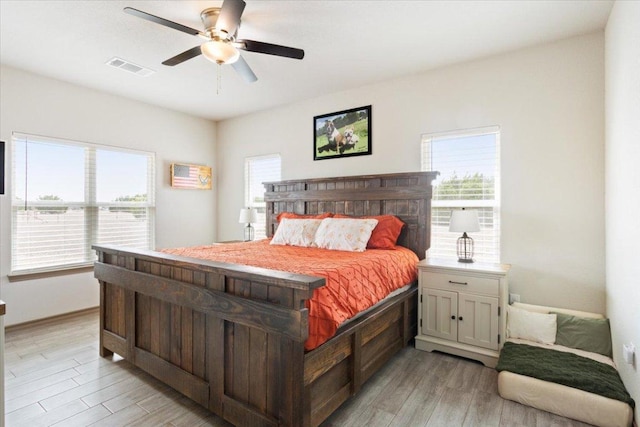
(94, 245, 416, 427)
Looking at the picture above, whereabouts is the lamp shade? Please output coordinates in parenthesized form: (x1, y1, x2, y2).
(449, 209, 480, 233)
(201, 40, 240, 65)
(238, 208, 258, 224)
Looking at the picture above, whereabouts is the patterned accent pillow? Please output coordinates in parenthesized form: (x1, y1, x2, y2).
(270, 218, 323, 247)
(334, 214, 405, 249)
(314, 218, 379, 252)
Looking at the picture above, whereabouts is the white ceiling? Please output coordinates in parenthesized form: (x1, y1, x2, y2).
(0, 0, 613, 121)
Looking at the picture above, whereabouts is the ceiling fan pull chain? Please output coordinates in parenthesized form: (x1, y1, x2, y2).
(217, 63, 221, 95)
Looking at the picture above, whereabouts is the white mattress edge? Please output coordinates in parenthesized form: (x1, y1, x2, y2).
(498, 371, 633, 427)
(500, 338, 632, 427)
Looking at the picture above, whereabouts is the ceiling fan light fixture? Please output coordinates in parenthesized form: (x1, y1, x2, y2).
(201, 40, 239, 64)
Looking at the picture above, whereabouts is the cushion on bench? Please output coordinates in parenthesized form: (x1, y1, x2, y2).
(497, 341, 634, 407)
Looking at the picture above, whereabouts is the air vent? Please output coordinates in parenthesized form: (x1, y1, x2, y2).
(106, 57, 155, 77)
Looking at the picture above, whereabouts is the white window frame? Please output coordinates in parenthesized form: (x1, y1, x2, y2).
(244, 154, 281, 240)
(421, 126, 501, 263)
(10, 132, 155, 276)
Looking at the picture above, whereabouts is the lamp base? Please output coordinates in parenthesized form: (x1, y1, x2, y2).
(244, 224, 254, 242)
(456, 233, 475, 264)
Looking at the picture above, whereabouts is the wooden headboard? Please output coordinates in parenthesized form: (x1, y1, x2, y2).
(264, 171, 439, 260)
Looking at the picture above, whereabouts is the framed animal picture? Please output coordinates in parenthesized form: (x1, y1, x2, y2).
(314, 105, 371, 160)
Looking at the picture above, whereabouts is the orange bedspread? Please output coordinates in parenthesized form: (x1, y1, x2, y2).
(162, 240, 418, 350)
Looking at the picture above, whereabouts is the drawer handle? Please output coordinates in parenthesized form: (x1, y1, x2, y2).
(448, 280, 468, 285)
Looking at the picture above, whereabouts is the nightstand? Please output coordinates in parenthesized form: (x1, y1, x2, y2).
(415, 258, 510, 368)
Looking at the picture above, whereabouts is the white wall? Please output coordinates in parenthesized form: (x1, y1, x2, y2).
(605, 0, 640, 421)
(218, 32, 606, 313)
(0, 65, 217, 326)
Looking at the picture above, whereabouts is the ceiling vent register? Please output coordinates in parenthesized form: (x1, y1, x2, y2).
(106, 57, 155, 77)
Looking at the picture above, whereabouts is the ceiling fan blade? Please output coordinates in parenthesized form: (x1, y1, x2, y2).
(162, 46, 203, 66)
(232, 55, 257, 83)
(217, 0, 246, 37)
(237, 39, 304, 60)
(124, 7, 202, 36)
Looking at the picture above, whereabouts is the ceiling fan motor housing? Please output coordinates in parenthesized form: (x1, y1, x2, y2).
(201, 8, 236, 40)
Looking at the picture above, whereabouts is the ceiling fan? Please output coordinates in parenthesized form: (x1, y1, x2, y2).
(124, 0, 304, 83)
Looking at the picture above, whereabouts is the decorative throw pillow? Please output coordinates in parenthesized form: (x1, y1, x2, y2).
(270, 218, 323, 247)
(507, 305, 557, 345)
(554, 312, 612, 357)
(314, 218, 378, 252)
(276, 212, 332, 222)
(334, 214, 405, 249)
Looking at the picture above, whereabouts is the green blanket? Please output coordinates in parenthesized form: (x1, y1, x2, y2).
(496, 342, 635, 408)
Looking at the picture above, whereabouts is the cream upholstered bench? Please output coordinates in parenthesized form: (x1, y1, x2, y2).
(497, 302, 634, 427)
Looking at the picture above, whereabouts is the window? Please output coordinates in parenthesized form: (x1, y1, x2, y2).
(421, 127, 500, 263)
(11, 133, 155, 274)
(244, 154, 281, 240)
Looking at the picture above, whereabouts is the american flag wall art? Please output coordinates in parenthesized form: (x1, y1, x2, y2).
(170, 163, 212, 190)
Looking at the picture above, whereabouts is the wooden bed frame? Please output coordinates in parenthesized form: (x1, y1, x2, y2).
(93, 171, 437, 427)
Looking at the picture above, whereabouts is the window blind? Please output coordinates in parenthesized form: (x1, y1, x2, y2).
(11, 133, 155, 274)
(244, 154, 281, 240)
(421, 126, 501, 263)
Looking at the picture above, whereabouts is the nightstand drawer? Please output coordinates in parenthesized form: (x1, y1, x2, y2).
(420, 271, 499, 296)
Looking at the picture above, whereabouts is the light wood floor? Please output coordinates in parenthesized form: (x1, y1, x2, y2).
(4, 310, 596, 427)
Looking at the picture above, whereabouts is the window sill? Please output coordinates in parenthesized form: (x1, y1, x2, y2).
(8, 265, 95, 282)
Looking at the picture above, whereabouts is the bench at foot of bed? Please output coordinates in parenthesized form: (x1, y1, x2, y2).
(497, 303, 634, 427)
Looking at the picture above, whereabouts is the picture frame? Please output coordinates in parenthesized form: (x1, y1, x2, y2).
(314, 105, 371, 160)
(170, 163, 212, 190)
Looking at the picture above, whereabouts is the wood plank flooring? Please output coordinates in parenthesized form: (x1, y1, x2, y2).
(4, 310, 596, 427)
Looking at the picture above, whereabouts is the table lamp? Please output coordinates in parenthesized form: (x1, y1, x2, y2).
(449, 208, 480, 263)
(238, 207, 258, 241)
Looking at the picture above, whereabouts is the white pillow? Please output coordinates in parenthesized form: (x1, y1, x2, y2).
(270, 218, 322, 247)
(507, 305, 557, 345)
(314, 218, 378, 252)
